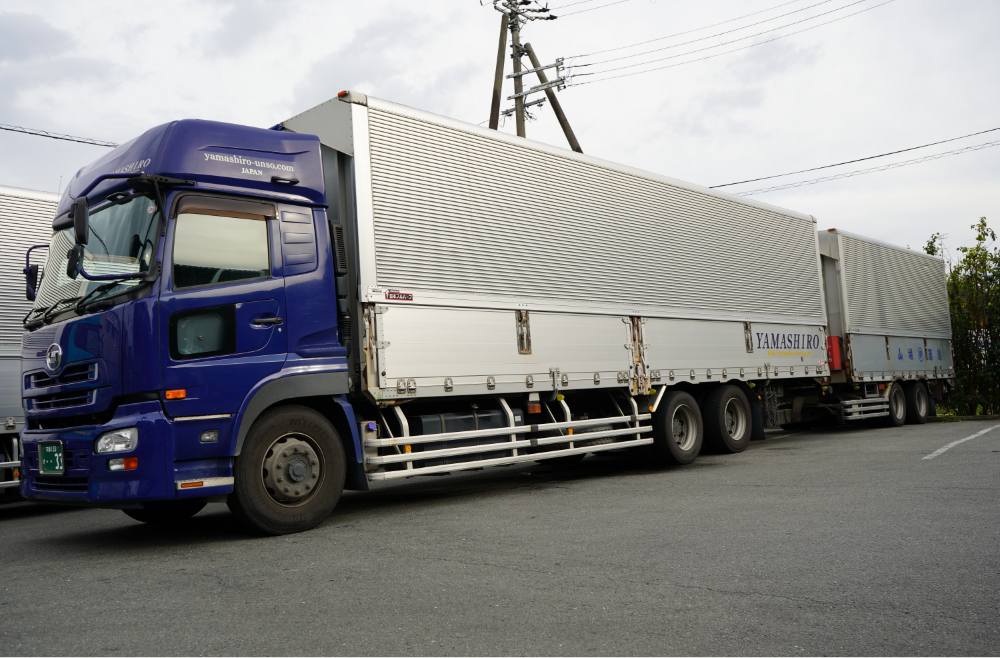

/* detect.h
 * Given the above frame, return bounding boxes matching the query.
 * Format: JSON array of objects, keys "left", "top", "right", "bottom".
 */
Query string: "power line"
[
  {"left": 733, "top": 140, "right": 1000, "bottom": 196},
  {"left": 570, "top": 0, "right": 895, "bottom": 85},
  {"left": 712, "top": 126, "right": 1000, "bottom": 188},
  {"left": 0, "top": 123, "right": 118, "bottom": 148},
  {"left": 572, "top": 0, "right": 870, "bottom": 76},
  {"left": 548, "top": 0, "right": 605, "bottom": 9},
  {"left": 557, "top": 0, "right": 630, "bottom": 17},
  {"left": 573, "top": 0, "right": 839, "bottom": 65},
  {"left": 567, "top": 0, "right": 811, "bottom": 58}
]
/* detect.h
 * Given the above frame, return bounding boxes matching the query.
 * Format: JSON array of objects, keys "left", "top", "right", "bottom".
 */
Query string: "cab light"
[
  {"left": 404, "top": 445, "right": 412, "bottom": 453},
  {"left": 96, "top": 427, "right": 138, "bottom": 453},
  {"left": 108, "top": 457, "right": 138, "bottom": 471},
  {"left": 180, "top": 481, "right": 203, "bottom": 489},
  {"left": 567, "top": 428, "right": 574, "bottom": 435},
  {"left": 527, "top": 403, "right": 542, "bottom": 414},
  {"left": 165, "top": 389, "right": 186, "bottom": 400},
  {"left": 337, "top": 90, "right": 349, "bottom": 97}
]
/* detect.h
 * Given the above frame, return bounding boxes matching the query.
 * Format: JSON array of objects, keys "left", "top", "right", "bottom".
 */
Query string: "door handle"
[{"left": 252, "top": 316, "right": 283, "bottom": 326}]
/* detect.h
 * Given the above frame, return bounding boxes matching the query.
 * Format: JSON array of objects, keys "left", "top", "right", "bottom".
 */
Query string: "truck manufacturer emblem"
[
  {"left": 45, "top": 343, "right": 62, "bottom": 372},
  {"left": 385, "top": 291, "right": 413, "bottom": 301}
]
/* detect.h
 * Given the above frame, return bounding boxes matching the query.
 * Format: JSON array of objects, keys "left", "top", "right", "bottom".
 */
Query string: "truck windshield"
[{"left": 28, "top": 194, "right": 159, "bottom": 321}]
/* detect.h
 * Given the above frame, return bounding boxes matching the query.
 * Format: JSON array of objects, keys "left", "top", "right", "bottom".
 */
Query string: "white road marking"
[{"left": 922, "top": 424, "right": 1000, "bottom": 460}]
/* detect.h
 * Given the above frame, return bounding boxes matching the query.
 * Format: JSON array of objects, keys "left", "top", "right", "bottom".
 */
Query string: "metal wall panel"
[
  {"left": 362, "top": 102, "right": 826, "bottom": 325},
  {"left": 848, "top": 333, "right": 954, "bottom": 382},
  {"left": 838, "top": 231, "right": 950, "bottom": 338},
  {"left": 0, "top": 187, "right": 58, "bottom": 346}
]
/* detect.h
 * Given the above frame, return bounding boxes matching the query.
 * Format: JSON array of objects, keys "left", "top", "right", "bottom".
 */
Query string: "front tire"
[
  {"left": 650, "top": 391, "right": 703, "bottom": 465},
  {"left": 885, "top": 381, "right": 906, "bottom": 427},
  {"left": 228, "top": 405, "right": 346, "bottom": 535},
  {"left": 703, "top": 384, "right": 752, "bottom": 453},
  {"left": 123, "top": 500, "right": 206, "bottom": 525},
  {"left": 904, "top": 381, "right": 929, "bottom": 424}
]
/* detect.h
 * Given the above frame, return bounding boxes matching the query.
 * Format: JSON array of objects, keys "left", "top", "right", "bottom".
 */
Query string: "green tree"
[{"left": 938, "top": 218, "right": 1000, "bottom": 415}]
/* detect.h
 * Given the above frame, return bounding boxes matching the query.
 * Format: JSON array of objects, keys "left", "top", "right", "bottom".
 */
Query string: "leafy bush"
[{"left": 929, "top": 219, "right": 1000, "bottom": 414}]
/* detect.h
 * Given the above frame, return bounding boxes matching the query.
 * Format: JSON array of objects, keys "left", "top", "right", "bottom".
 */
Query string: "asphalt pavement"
[{"left": 2, "top": 420, "right": 999, "bottom": 656}]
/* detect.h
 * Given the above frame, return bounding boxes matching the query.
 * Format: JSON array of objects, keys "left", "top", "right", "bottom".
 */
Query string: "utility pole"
[
  {"left": 488, "top": 13, "right": 509, "bottom": 130},
  {"left": 524, "top": 42, "right": 582, "bottom": 153},
  {"left": 510, "top": 11, "right": 526, "bottom": 138}
]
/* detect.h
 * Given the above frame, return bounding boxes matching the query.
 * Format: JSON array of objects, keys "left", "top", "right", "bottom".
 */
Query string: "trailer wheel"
[
  {"left": 885, "top": 382, "right": 907, "bottom": 427},
  {"left": 702, "top": 385, "right": 752, "bottom": 453},
  {"left": 904, "top": 381, "right": 929, "bottom": 424},
  {"left": 650, "top": 391, "right": 703, "bottom": 465},
  {"left": 228, "top": 405, "right": 346, "bottom": 535},
  {"left": 123, "top": 500, "right": 206, "bottom": 525}
]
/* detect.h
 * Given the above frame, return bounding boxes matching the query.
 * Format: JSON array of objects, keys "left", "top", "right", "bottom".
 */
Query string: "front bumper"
[{"left": 19, "top": 401, "right": 233, "bottom": 507}]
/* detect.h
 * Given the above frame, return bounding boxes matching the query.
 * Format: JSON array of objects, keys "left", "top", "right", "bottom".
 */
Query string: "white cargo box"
[
  {"left": 818, "top": 228, "right": 952, "bottom": 382},
  {"left": 283, "top": 95, "right": 830, "bottom": 399},
  {"left": 0, "top": 185, "right": 58, "bottom": 435}
]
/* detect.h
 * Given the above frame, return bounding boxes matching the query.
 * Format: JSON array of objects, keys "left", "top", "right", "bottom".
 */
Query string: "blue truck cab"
[{"left": 20, "top": 118, "right": 365, "bottom": 534}]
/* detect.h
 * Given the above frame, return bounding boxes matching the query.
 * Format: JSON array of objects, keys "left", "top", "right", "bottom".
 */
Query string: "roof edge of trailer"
[
  {"left": 827, "top": 227, "right": 947, "bottom": 264},
  {"left": 356, "top": 93, "right": 818, "bottom": 226},
  {"left": 0, "top": 185, "right": 60, "bottom": 204}
]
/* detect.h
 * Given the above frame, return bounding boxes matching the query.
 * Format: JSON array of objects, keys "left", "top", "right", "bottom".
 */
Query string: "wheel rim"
[
  {"left": 261, "top": 433, "right": 324, "bottom": 507},
  {"left": 724, "top": 398, "right": 747, "bottom": 441},
  {"left": 916, "top": 387, "right": 928, "bottom": 416},
  {"left": 671, "top": 404, "right": 698, "bottom": 451},
  {"left": 891, "top": 388, "right": 905, "bottom": 419}
]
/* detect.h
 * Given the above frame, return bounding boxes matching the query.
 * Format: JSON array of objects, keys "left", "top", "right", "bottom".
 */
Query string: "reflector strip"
[{"left": 175, "top": 476, "right": 235, "bottom": 490}]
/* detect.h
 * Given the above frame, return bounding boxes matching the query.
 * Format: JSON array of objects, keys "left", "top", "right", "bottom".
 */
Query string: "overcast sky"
[{"left": 1, "top": 0, "right": 997, "bottom": 262}]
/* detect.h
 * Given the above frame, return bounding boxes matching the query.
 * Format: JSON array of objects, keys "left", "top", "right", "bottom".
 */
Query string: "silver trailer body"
[
  {"left": 819, "top": 229, "right": 953, "bottom": 382},
  {"left": 282, "top": 93, "right": 830, "bottom": 404},
  {"left": 0, "top": 185, "right": 57, "bottom": 489}
]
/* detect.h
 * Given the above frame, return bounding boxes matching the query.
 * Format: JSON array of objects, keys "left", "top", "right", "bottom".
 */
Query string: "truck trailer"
[
  {"left": 17, "top": 93, "right": 953, "bottom": 533},
  {"left": 1, "top": 185, "right": 57, "bottom": 498}
]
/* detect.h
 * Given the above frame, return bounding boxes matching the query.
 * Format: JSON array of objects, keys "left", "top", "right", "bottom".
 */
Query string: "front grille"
[
  {"left": 33, "top": 476, "right": 89, "bottom": 493},
  {"left": 28, "top": 363, "right": 98, "bottom": 389},
  {"left": 33, "top": 390, "right": 95, "bottom": 411}
]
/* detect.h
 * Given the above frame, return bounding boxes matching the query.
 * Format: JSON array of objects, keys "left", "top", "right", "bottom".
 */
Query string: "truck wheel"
[
  {"left": 123, "top": 500, "right": 206, "bottom": 525},
  {"left": 885, "top": 382, "right": 906, "bottom": 427},
  {"left": 703, "top": 384, "right": 752, "bottom": 453},
  {"left": 650, "top": 391, "right": 703, "bottom": 465},
  {"left": 228, "top": 405, "right": 346, "bottom": 535},
  {"left": 904, "top": 381, "right": 929, "bottom": 424}
]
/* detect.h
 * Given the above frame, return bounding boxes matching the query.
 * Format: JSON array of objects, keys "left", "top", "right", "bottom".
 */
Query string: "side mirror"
[
  {"left": 71, "top": 196, "right": 89, "bottom": 245},
  {"left": 66, "top": 244, "right": 83, "bottom": 280},
  {"left": 24, "top": 264, "right": 39, "bottom": 301}
]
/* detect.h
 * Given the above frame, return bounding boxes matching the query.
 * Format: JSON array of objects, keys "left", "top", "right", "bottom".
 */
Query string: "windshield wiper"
[{"left": 24, "top": 295, "right": 84, "bottom": 329}]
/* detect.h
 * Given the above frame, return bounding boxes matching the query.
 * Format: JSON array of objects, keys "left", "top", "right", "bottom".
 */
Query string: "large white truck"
[{"left": 1, "top": 185, "right": 57, "bottom": 497}]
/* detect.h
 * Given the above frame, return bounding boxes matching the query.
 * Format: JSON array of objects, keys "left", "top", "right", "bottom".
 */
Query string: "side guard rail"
[{"left": 364, "top": 413, "right": 650, "bottom": 448}]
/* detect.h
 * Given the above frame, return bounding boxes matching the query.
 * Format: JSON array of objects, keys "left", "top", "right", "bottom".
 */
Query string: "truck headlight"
[{"left": 95, "top": 427, "right": 138, "bottom": 453}]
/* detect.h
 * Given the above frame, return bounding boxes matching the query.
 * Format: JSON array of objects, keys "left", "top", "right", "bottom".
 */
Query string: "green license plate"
[{"left": 38, "top": 441, "right": 64, "bottom": 475}]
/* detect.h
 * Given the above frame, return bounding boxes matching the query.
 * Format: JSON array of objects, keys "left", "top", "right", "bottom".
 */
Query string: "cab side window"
[{"left": 173, "top": 210, "right": 270, "bottom": 289}]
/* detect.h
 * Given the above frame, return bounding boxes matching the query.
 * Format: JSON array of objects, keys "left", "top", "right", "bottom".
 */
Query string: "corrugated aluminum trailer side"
[
  {"left": 795, "top": 228, "right": 954, "bottom": 425},
  {"left": 0, "top": 185, "right": 57, "bottom": 494},
  {"left": 283, "top": 93, "right": 830, "bottom": 406}
]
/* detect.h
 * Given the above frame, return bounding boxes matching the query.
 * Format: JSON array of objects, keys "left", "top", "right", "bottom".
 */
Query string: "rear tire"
[
  {"left": 123, "top": 500, "right": 206, "bottom": 525},
  {"left": 885, "top": 381, "right": 906, "bottom": 427},
  {"left": 703, "top": 384, "right": 753, "bottom": 454},
  {"left": 904, "top": 381, "right": 929, "bottom": 424},
  {"left": 650, "top": 391, "right": 703, "bottom": 465},
  {"left": 228, "top": 405, "right": 346, "bottom": 535}
]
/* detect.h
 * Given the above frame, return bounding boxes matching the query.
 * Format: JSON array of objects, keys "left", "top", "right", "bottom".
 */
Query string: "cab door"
[{"left": 158, "top": 196, "right": 287, "bottom": 418}]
